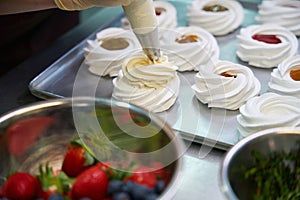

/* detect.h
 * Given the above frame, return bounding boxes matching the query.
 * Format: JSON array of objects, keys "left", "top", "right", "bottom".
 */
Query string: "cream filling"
[
  {"left": 112, "top": 53, "right": 180, "bottom": 113},
  {"left": 192, "top": 60, "right": 260, "bottom": 110},
  {"left": 237, "top": 92, "right": 300, "bottom": 138},
  {"left": 269, "top": 55, "right": 300, "bottom": 98}
]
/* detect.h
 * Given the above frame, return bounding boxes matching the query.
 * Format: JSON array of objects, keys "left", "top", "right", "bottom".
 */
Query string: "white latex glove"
[{"left": 54, "top": 0, "right": 136, "bottom": 10}]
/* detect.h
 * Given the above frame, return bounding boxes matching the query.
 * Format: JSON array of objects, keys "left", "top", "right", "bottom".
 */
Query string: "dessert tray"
[{"left": 29, "top": 0, "right": 300, "bottom": 150}]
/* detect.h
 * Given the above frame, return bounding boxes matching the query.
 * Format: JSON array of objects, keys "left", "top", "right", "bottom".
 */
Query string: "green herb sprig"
[{"left": 244, "top": 148, "right": 300, "bottom": 200}]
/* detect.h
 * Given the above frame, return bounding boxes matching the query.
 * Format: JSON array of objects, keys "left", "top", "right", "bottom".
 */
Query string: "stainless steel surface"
[
  {"left": 220, "top": 127, "right": 300, "bottom": 200},
  {"left": 28, "top": 1, "right": 300, "bottom": 151},
  {"left": 174, "top": 155, "right": 225, "bottom": 200},
  {"left": 0, "top": 97, "right": 183, "bottom": 199}
]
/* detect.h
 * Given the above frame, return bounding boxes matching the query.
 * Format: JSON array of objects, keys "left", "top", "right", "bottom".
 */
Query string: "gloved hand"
[{"left": 54, "top": 0, "right": 136, "bottom": 10}]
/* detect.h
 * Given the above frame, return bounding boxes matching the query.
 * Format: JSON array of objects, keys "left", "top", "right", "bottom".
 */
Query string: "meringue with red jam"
[
  {"left": 256, "top": 0, "right": 300, "bottom": 36},
  {"left": 84, "top": 28, "right": 141, "bottom": 77},
  {"left": 187, "top": 0, "right": 244, "bottom": 36},
  {"left": 192, "top": 60, "right": 261, "bottom": 110},
  {"left": 112, "top": 53, "right": 180, "bottom": 113},
  {"left": 237, "top": 92, "right": 300, "bottom": 138},
  {"left": 236, "top": 24, "right": 298, "bottom": 68},
  {"left": 122, "top": 1, "right": 177, "bottom": 30},
  {"left": 269, "top": 55, "right": 300, "bottom": 98},
  {"left": 160, "top": 26, "right": 220, "bottom": 71}
]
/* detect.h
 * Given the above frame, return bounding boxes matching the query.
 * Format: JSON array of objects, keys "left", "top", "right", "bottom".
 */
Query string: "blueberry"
[
  {"left": 154, "top": 180, "right": 165, "bottom": 194},
  {"left": 123, "top": 181, "right": 135, "bottom": 193},
  {"left": 130, "top": 184, "right": 152, "bottom": 200},
  {"left": 108, "top": 180, "right": 124, "bottom": 195},
  {"left": 145, "top": 192, "right": 158, "bottom": 200},
  {"left": 113, "top": 192, "right": 131, "bottom": 200},
  {"left": 48, "top": 193, "right": 64, "bottom": 200}
]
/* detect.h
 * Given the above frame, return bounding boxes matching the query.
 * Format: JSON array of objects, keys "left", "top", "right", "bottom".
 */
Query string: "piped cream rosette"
[
  {"left": 192, "top": 60, "right": 260, "bottom": 110},
  {"left": 187, "top": 0, "right": 244, "bottom": 36},
  {"left": 236, "top": 24, "right": 298, "bottom": 68},
  {"left": 112, "top": 53, "right": 180, "bottom": 113},
  {"left": 84, "top": 27, "right": 141, "bottom": 77},
  {"left": 256, "top": 0, "right": 300, "bottom": 36},
  {"left": 160, "top": 26, "right": 220, "bottom": 71},
  {"left": 269, "top": 55, "right": 300, "bottom": 98},
  {"left": 237, "top": 92, "right": 300, "bottom": 138},
  {"left": 121, "top": 1, "right": 177, "bottom": 30}
]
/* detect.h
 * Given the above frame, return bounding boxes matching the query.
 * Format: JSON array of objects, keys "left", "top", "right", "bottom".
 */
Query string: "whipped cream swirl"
[
  {"left": 121, "top": 1, "right": 177, "bottom": 30},
  {"left": 237, "top": 92, "right": 300, "bottom": 138},
  {"left": 237, "top": 24, "right": 298, "bottom": 68},
  {"left": 187, "top": 0, "right": 244, "bottom": 36},
  {"left": 256, "top": 0, "right": 300, "bottom": 36},
  {"left": 112, "top": 53, "right": 180, "bottom": 113},
  {"left": 269, "top": 55, "right": 300, "bottom": 98},
  {"left": 192, "top": 60, "right": 261, "bottom": 110},
  {"left": 160, "top": 26, "right": 220, "bottom": 71},
  {"left": 84, "top": 28, "right": 141, "bottom": 77}
]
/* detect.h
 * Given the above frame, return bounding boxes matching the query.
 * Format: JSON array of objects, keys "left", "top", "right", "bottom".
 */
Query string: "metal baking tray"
[{"left": 29, "top": 0, "right": 300, "bottom": 150}]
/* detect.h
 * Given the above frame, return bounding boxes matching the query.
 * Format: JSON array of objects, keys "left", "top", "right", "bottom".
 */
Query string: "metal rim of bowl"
[
  {"left": 0, "top": 97, "right": 185, "bottom": 199},
  {"left": 220, "top": 127, "right": 300, "bottom": 200}
]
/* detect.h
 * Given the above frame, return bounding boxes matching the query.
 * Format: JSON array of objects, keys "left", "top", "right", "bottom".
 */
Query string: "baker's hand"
[{"left": 54, "top": 0, "right": 136, "bottom": 10}]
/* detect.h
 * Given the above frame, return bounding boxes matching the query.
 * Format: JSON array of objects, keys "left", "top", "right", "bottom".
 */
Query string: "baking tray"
[{"left": 29, "top": 0, "right": 300, "bottom": 150}]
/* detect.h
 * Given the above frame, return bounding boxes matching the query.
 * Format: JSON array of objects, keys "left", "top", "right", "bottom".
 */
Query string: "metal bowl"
[
  {"left": 0, "top": 97, "right": 184, "bottom": 199},
  {"left": 220, "top": 127, "right": 300, "bottom": 200}
]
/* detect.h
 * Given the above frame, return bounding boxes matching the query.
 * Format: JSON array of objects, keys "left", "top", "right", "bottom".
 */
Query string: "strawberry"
[
  {"left": 126, "top": 166, "right": 158, "bottom": 188},
  {"left": 62, "top": 140, "right": 95, "bottom": 177},
  {"left": 6, "top": 117, "right": 55, "bottom": 156},
  {"left": 1, "top": 172, "right": 41, "bottom": 200},
  {"left": 37, "top": 163, "right": 74, "bottom": 199},
  {"left": 71, "top": 165, "right": 109, "bottom": 200},
  {"left": 150, "top": 162, "right": 171, "bottom": 184}
]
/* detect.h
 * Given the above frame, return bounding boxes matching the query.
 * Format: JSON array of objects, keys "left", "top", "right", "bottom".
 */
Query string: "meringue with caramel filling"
[
  {"left": 112, "top": 53, "right": 180, "bottom": 113},
  {"left": 237, "top": 92, "right": 300, "bottom": 138},
  {"left": 122, "top": 1, "right": 177, "bottom": 30},
  {"left": 236, "top": 24, "right": 298, "bottom": 68},
  {"left": 256, "top": 0, "right": 300, "bottom": 36},
  {"left": 84, "top": 28, "right": 141, "bottom": 77},
  {"left": 269, "top": 55, "right": 300, "bottom": 98},
  {"left": 160, "top": 26, "right": 220, "bottom": 71},
  {"left": 187, "top": 0, "right": 244, "bottom": 36},
  {"left": 192, "top": 60, "right": 261, "bottom": 110}
]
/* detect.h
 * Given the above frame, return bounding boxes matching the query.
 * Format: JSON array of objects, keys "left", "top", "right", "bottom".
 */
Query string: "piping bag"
[{"left": 122, "top": 0, "right": 161, "bottom": 62}]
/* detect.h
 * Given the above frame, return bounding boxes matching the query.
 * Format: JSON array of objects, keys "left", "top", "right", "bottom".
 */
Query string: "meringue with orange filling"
[
  {"left": 256, "top": 0, "right": 300, "bottom": 36},
  {"left": 84, "top": 27, "right": 141, "bottom": 77},
  {"left": 187, "top": 0, "right": 244, "bottom": 36},
  {"left": 160, "top": 26, "right": 220, "bottom": 71},
  {"left": 192, "top": 60, "right": 260, "bottom": 110},
  {"left": 112, "top": 53, "right": 180, "bottom": 113},
  {"left": 121, "top": 1, "right": 177, "bottom": 30},
  {"left": 269, "top": 55, "right": 300, "bottom": 98},
  {"left": 237, "top": 24, "right": 298, "bottom": 68},
  {"left": 237, "top": 92, "right": 300, "bottom": 138}
]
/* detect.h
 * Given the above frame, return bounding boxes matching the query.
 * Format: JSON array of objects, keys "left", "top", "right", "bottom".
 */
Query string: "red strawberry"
[
  {"left": 150, "top": 162, "right": 171, "bottom": 184},
  {"left": 6, "top": 117, "right": 55, "bottom": 156},
  {"left": 71, "top": 165, "right": 109, "bottom": 200},
  {"left": 62, "top": 140, "right": 95, "bottom": 177},
  {"left": 126, "top": 166, "right": 157, "bottom": 188},
  {"left": 1, "top": 172, "right": 41, "bottom": 200},
  {"left": 37, "top": 163, "right": 74, "bottom": 199}
]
